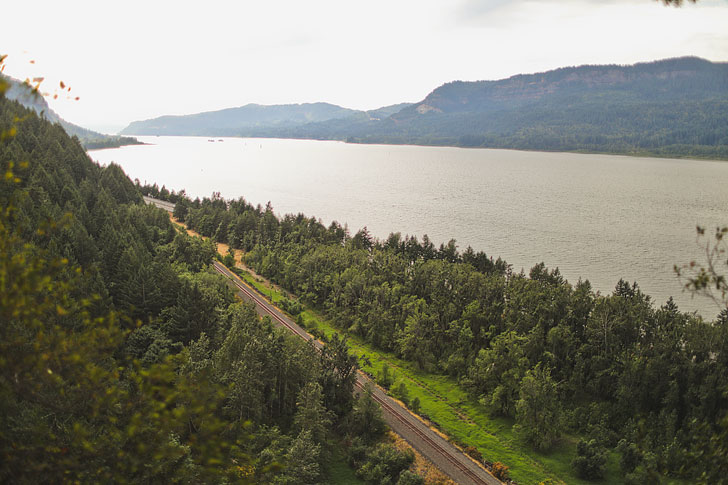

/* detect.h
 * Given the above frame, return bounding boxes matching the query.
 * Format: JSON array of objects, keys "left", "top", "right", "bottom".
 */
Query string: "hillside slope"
[
  {"left": 289, "top": 57, "right": 728, "bottom": 158},
  {"left": 191, "top": 57, "right": 728, "bottom": 159},
  {"left": 2, "top": 74, "right": 142, "bottom": 149}
]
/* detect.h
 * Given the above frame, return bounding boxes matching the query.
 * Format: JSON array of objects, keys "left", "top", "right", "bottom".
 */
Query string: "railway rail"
[
  {"left": 353, "top": 379, "right": 493, "bottom": 485},
  {"left": 212, "top": 261, "right": 499, "bottom": 485},
  {"left": 143, "top": 198, "right": 499, "bottom": 485}
]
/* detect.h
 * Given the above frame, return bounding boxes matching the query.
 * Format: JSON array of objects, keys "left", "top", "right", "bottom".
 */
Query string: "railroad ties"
[{"left": 212, "top": 261, "right": 499, "bottom": 485}]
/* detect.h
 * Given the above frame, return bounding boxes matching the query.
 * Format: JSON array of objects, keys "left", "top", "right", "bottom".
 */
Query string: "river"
[{"left": 89, "top": 136, "right": 728, "bottom": 318}]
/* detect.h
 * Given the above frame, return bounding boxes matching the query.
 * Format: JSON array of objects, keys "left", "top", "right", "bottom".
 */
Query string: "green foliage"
[
  {"left": 0, "top": 93, "right": 379, "bottom": 483},
  {"left": 99, "top": 162, "right": 142, "bottom": 205},
  {"left": 464, "top": 445, "right": 483, "bottom": 462},
  {"left": 468, "top": 331, "right": 529, "bottom": 417},
  {"left": 146, "top": 166, "right": 728, "bottom": 482},
  {"left": 349, "top": 384, "right": 386, "bottom": 444},
  {"left": 616, "top": 439, "right": 641, "bottom": 475},
  {"left": 396, "top": 470, "right": 425, "bottom": 485},
  {"left": 572, "top": 439, "right": 608, "bottom": 480},
  {"left": 171, "top": 232, "right": 216, "bottom": 272},
  {"left": 0, "top": 177, "right": 253, "bottom": 484},
  {"left": 276, "top": 430, "right": 323, "bottom": 485},
  {"left": 378, "top": 363, "right": 394, "bottom": 389},
  {"left": 160, "top": 273, "right": 232, "bottom": 345},
  {"left": 391, "top": 381, "right": 410, "bottom": 406},
  {"left": 81, "top": 135, "right": 143, "bottom": 150},
  {"left": 513, "top": 364, "right": 563, "bottom": 452},
  {"left": 124, "top": 323, "right": 181, "bottom": 365},
  {"left": 687, "top": 407, "right": 728, "bottom": 484},
  {"left": 319, "top": 333, "right": 358, "bottom": 419},
  {"left": 410, "top": 396, "right": 421, "bottom": 414},
  {"left": 293, "top": 382, "right": 334, "bottom": 447},
  {"left": 355, "top": 443, "right": 415, "bottom": 485},
  {"left": 676, "top": 225, "right": 728, "bottom": 308},
  {"left": 278, "top": 294, "right": 303, "bottom": 316},
  {"left": 222, "top": 251, "right": 235, "bottom": 268},
  {"left": 237, "top": 254, "right": 611, "bottom": 484}
]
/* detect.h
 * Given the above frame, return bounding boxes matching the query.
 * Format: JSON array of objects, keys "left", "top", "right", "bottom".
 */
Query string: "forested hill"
[
  {"left": 262, "top": 57, "right": 728, "bottom": 158},
  {"left": 0, "top": 92, "right": 420, "bottom": 483},
  {"left": 2, "top": 74, "right": 142, "bottom": 149},
  {"left": 400, "top": 56, "right": 727, "bottom": 117},
  {"left": 127, "top": 56, "right": 728, "bottom": 159},
  {"left": 120, "top": 102, "right": 362, "bottom": 136}
]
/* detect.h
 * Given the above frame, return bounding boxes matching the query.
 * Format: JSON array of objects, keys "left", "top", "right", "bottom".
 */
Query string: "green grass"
[
  {"left": 326, "top": 446, "right": 364, "bottom": 485},
  {"left": 230, "top": 266, "right": 628, "bottom": 485}
]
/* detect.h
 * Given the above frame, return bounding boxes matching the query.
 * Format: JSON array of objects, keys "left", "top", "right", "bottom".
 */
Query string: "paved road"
[{"left": 145, "top": 196, "right": 500, "bottom": 485}]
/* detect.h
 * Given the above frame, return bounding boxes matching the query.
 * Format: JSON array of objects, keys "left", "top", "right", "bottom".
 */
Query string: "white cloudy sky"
[{"left": 2, "top": 0, "right": 727, "bottom": 133}]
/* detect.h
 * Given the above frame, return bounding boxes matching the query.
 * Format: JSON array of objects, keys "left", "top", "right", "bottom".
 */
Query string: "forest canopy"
[
  {"left": 142, "top": 174, "right": 728, "bottom": 482},
  {"left": 0, "top": 90, "right": 421, "bottom": 483}
]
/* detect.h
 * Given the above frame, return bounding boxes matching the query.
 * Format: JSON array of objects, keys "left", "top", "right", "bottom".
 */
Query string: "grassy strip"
[
  {"left": 231, "top": 266, "right": 624, "bottom": 484},
  {"left": 173, "top": 222, "right": 609, "bottom": 484},
  {"left": 178, "top": 218, "right": 686, "bottom": 484},
  {"left": 327, "top": 446, "right": 365, "bottom": 485}
]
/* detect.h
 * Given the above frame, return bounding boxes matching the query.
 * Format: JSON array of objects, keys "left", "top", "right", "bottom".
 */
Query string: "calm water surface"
[{"left": 90, "top": 136, "right": 728, "bottom": 318}]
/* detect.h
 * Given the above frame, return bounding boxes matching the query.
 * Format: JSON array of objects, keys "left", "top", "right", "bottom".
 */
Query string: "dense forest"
[
  {"left": 0, "top": 87, "right": 427, "bottom": 483},
  {"left": 141, "top": 178, "right": 728, "bottom": 483},
  {"left": 4, "top": 72, "right": 728, "bottom": 483}
]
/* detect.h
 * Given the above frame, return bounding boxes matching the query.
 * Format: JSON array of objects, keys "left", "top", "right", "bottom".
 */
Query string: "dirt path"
[{"left": 166, "top": 213, "right": 291, "bottom": 293}]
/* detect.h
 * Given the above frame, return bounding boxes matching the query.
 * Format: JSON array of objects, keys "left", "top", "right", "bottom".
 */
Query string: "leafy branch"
[{"left": 675, "top": 225, "right": 728, "bottom": 309}]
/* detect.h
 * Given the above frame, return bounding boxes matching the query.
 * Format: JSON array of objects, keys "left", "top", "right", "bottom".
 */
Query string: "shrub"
[
  {"left": 346, "top": 436, "right": 369, "bottom": 468},
  {"left": 491, "top": 462, "right": 510, "bottom": 481},
  {"left": 616, "top": 439, "right": 641, "bottom": 474},
  {"left": 396, "top": 470, "right": 424, "bottom": 485},
  {"left": 392, "top": 381, "right": 410, "bottom": 406},
  {"left": 356, "top": 444, "right": 414, "bottom": 484},
  {"left": 572, "top": 439, "right": 607, "bottom": 480},
  {"left": 465, "top": 446, "right": 483, "bottom": 462},
  {"left": 378, "top": 364, "right": 394, "bottom": 389}
]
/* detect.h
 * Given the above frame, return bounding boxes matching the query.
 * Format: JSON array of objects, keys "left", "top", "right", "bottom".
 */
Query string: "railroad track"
[
  {"left": 212, "top": 261, "right": 499, "bottom": 485},
  {"left": 213, "top": 263, "right": 321, "bottom": 346},
  {"left": 353, "top": 379, "right": 493, "bottom": 485},
  {"left": 145, "top": 192, "right": 500, "bottom": 485}
]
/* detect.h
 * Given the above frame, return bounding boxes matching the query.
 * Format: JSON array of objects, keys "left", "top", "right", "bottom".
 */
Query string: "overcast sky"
[{"left": 2, "top": 0, "right": 727, "bottom": 133}]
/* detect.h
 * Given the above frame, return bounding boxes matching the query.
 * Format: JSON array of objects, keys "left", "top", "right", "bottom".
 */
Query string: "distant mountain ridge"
[
  {"left": 397, "top": 56, "right": 726, "bottom": 118},
  {"left": 121, "top": 57, "right": 728, "bottom": 159},
  {"left": 2, "top": 75, "right": 142, "bottom": 150},
  {"left": 120, "top": 102, "right": 364, "bottom": 136}
]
